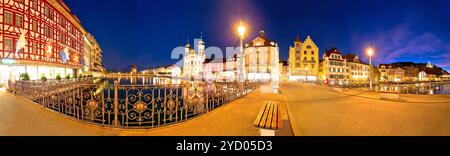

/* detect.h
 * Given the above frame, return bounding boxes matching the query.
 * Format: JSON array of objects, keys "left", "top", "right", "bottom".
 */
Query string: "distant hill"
[{"left": 389, "top": 62, "right": 449, "bottom": 76}]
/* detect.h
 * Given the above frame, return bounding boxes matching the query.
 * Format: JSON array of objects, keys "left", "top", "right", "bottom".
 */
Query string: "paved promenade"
[
  {"left": 2, "top": 82, "right": 450, "bottom": 136},
  {"left": 0, "top": 89, "right": 292, "bottom": 136},
  {"left": 282, "top": 82, "right": 450, "bottom": 136}
]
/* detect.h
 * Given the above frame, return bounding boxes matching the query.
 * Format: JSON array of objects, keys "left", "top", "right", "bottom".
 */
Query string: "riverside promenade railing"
[{"left": 9, "top": 79, "right": 259, "bottom": 129}]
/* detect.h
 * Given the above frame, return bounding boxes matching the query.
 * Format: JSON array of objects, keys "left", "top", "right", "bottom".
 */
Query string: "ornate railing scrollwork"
[{"left": 10, "top": 79, "right": 260, "bottom": 129}]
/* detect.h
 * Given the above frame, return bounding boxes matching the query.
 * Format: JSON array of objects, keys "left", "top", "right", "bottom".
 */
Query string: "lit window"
[
  {"left": 32, "top": 20, "right": 38, "bottom": 32},
  {"left": 4, "top": 12, "right": 13, "bottom": 25},
  {"left": 44, "top": 26, "right": 49, "bottom": 36},
  {"left": 44, "top": 5, "right": 49, "bottom": 17},
  {"left": 49, "top": 28, "right": 53, "bottom": 37},
  {"left": 5, "top": 38, "right": 13, "bottom": 51},
  {"left": 32, "top": 0, "right": 38, "bottom": 10},
  {"left": 15, "top": 15, "right": 23, "bottom": 27},
  {"left": 32, "top": 43, "right": 38, "bottom": 54}
]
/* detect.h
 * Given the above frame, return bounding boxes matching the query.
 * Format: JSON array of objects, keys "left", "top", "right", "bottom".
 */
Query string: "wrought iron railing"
[{"left": 9, "top": 80, "right": 259, "bottom": 129}]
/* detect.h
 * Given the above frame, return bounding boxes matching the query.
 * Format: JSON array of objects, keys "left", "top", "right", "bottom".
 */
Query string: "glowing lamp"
[{"left": 367, "top": 47, "right": 374, "bottom": 57}]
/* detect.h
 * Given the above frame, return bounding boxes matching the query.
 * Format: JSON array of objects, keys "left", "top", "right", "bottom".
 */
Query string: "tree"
[
  {"left": 56, "top": 74, "right": 61, "bottom": 81},
  {"left": 41, "top": 76, "right": 48, "bottom": 82},
  {"left": 20, "top": 73, "right": 30, "bottom": 81},
  {"left": 66, "top": 74, "right": 71, "bottom": 79}
]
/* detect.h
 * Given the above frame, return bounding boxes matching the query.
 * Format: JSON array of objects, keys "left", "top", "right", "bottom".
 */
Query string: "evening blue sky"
[{"left": 65, "top": 0, "right": 450, "bottom": 71}]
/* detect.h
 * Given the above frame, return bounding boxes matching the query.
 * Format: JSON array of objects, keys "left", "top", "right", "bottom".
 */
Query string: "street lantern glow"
[
  {"left": 237, "top": 21, "right": 247, "bottom": 38},
  {"left": 367, "top": 47, "right": 374, "bottom": 57},
  {"left": 238, "top": 25, "right": 246, "bottom": 38}
]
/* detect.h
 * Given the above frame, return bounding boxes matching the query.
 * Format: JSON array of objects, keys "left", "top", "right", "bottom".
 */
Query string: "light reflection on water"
[
  {"left": 377, "top": 83, "right": 450, "bottom": 95},
  {"left": 107, "top": 76, "right": 181, "bottom": 85}
]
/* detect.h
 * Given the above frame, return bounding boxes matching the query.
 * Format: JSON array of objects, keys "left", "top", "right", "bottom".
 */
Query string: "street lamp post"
[
  {"left": 367, "top": 47, "right": 374, "bottom": 92},
  {"left": 236, "top": 21, "right": 247, "bottom": 95},
  {"left": 237, "top": 22, "right": 246, "bottom": 83}
]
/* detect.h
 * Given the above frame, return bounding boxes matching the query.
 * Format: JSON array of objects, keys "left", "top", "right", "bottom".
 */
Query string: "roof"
[
  {"left": 246, "top": 31, "right": 278, "bottom": 47},
  {"left": 295, "top": 35, "right": 302, "bottom": 42},
  {"left": 204, "top": 58, "right": 227, "bottom": 64},
  {"left": 324, "top": 47, "right": 342, "bottom": 57},
  {"left": 344, "top": 54, "right": 369, "bottom": 65}
]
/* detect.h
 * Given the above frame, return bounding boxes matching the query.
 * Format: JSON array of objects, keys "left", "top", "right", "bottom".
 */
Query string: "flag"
[
  {"left": 73, "top": 54, "right": 79, "bottom": 63},
  {"left": 64, "top": 46, "right": 70, "bottom": 60},
  {"left": 15, "top": 30, "right": 28, "bottom": 56},
  {"left": 60, "top": 46, "right": 70, "bottom": 63},
  {"left": 45, "top": 41, "right": 53, "bottom": 58}
]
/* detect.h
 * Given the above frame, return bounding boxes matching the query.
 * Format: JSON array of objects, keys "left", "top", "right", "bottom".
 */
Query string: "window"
[
  {"left": 4, "top": 12, "right": 13, "bottom": 25},
  {"left": 32, "top": 0, "right": 38, "bottom": 10},
  {"left": 58, "top": 16, "right": 62, "bottom": 26},
  {"left": 49, "top": 28, "right": 53, "bottom": 37},
  {"left": 45, "top": 5, "right": 54, "bottom": 19},
  {"left": 32, "top": 20, "right": 38, "bottom": 32},
  {"left": 304, "top": 51, "right": 307, "bottom": 55},
  {"left": 32, "top": 43, "right": 38, "bottom": 54},
  {"left": 5, "top": 38, "right": 13, "bottom": 51},
  {"left": 44, "top": 5, "right": 49, "bottom": 17},
  {"left": 15, "top": 15, "right": 23, "bottom": 27},
  {"left": 312, "top": 51, "right": 315, "bottom": 55},
  {"left": 307, "top": 45, "right": 312, "bottom": 49},
  {"left": 44, "top": 26, "right": 49, "bottom": 36}
]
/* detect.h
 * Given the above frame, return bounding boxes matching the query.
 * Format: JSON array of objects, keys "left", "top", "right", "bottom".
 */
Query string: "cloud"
[{"left": 352, "top": 22, "right": 450, "bottom": 67}]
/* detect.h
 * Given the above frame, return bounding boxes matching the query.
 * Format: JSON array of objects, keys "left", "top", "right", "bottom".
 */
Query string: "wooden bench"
[{"left": 254, "top": 101, "right": 282, "bottom": 136}]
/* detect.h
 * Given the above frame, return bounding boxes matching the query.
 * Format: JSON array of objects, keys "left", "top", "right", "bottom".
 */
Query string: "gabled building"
[
  {"left": 344, "top": 54, "right": 370, "bottom": 83},
  {"left": 288, "top": 35, "right": 319, "bottom": 81},
  {"left": 378, "top": 64, "right": 405, "bottom": 82},
  {"left": 244, "top": 31, "right": 280, "bottom": 82},
  {"left": 319, "top": 47, "right": 347, "bottom": 85}
]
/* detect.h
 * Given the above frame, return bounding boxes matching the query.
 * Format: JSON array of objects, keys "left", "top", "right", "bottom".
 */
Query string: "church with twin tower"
[{"left": 182, "top": 34, "right": 206, "bottom": 79}]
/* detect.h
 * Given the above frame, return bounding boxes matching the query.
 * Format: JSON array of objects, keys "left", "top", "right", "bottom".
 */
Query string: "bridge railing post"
[{"left": 113, "top": 80, "right": 119, "bottom": 126}]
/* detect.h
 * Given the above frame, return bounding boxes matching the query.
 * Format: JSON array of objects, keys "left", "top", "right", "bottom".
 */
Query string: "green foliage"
[
  {"left": 20, "top": 73, "right": 30, "bottom": 81},
  {"left": 41, "top": 76, "right": 47, "bottom": 82},
  {"left": 66, "top": 74, "right": 71, "bottom": 79},
  {"left": 56, "top": 74, "right": 61, "bottom": 81}
]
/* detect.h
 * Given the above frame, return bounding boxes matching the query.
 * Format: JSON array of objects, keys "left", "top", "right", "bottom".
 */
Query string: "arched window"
[{"left": 307, "top": 45, "right": 312, "bottom": 49}]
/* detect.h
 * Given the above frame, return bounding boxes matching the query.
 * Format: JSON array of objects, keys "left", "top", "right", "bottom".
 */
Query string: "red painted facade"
[{"left": 0, "top": 0, "right": 85, "bottom": 68}]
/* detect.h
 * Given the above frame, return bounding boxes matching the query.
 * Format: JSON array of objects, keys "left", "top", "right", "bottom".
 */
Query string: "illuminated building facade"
[
  {"left": 288, "top": 35, "right": 319, "bottom": 81},
  {"left": 244, "top": 31, "right": 280, "bottom": 82},
  {"left": 182, "top": 36, "right": 205, "bottom": 79},
  {"left": 344, "top": 54, "right": 370, "bottom": 83},
  {"left": 319, "top": 47, "right": 347, "bottom": 85},
  {"left": 378, "top": 64, "right": 405, "bottom": 82},
  {"left": 0, "top": 0, "right": 97, "bottom": 86},
  {"left": 84, "top": 33, "right": 104, "bottom": 75}
]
